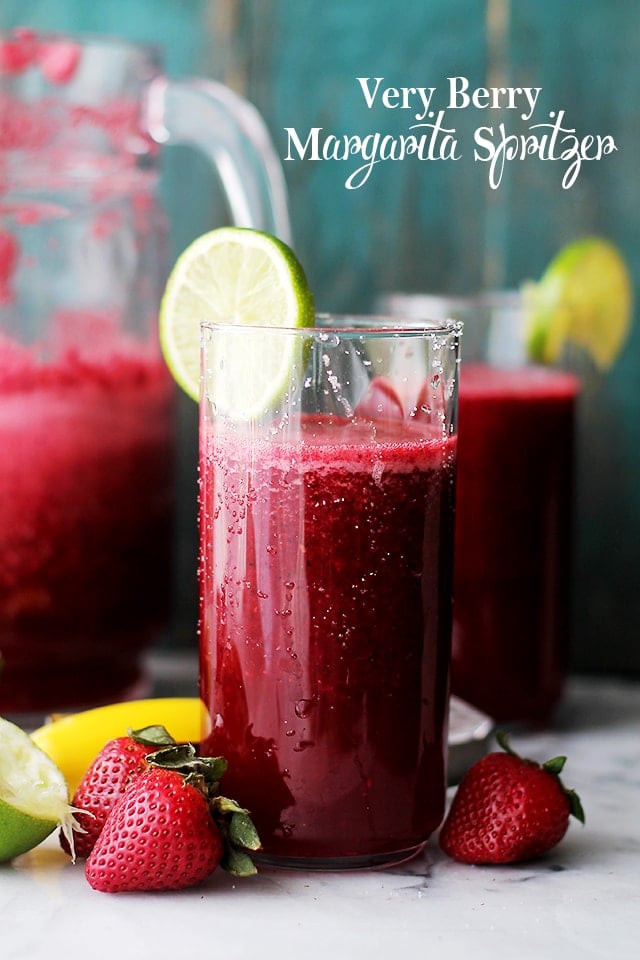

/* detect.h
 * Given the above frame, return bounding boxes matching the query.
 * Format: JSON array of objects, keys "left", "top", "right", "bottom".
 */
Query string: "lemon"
[
  {"left": 159, "top": 226, "right": 315, "bottom": 415},
  {"left": 31, "top": 697, "right": 202, "bottom": 795},
  {"left": 0, "top": 716, "right": 79, "bottom": 861},
  {"left": 524, "top": 236, "right": 633, "bottom": 369}
]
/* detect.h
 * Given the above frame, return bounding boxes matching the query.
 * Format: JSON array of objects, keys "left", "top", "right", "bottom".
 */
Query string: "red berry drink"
[
  {"left": 453, "top": 363, "right": 579, "bottom": 724},
  {"left": 198, "top": 318, "right": 460, "bottom": 868},
  {"left": 200, "top": 418, "right": 456, "bottom": 866},
  {"left": 0, "top": 324, "right": 174, "bottom": 714}
]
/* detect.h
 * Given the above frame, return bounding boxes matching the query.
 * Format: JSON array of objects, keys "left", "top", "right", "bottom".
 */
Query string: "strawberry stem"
[{"left": 495, "top": 730, "right": 518, "bottom": 756}]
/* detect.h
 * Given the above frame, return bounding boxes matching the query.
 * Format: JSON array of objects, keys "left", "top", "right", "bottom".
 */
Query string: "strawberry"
[
  {"left": 439, "top": 731, "right": 584, "bottom": 864},
  {"left": 61, "top": 725, "right": 176, "bottom": 859},
  {"left": 85, "top": 744, "right": 261, "bottom": 893}
]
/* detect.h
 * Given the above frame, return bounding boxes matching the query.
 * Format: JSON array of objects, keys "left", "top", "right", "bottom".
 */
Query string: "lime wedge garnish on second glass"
[
  {"left": 523, "top": 236, "right": 633, "bottom": 370},
  {"left": 159, "top": 227, "right": 315, "bottom": 416}
]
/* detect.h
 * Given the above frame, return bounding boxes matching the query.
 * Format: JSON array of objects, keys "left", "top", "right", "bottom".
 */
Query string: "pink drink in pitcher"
[{"left": 0, "top": 318, "right": 174, "bottom": 712}]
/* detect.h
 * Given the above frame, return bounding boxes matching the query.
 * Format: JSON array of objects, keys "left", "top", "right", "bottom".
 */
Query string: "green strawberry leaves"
[
  {"left": 146, "top": 742, "right": 228, "bottom": 783},
  {"left": 542, "top": 755, "right": 567, "bottom": 776},
  {"left": 496, "top": 730, "right": 585, "bottom": 825},
  {"left": 212, "top": 795, "right": 262, "bottom": 877},
  {"left": 127, "top": 724, "right": 178, "bottom": 748},
  {"left": 562, "top": 787, "right": 586, "bottom": 825},
  {"left": 145, "top": 740, "right": 261, "bottom": 877},
  {"left": 214, "top": 796, "right": 261, "bottom": 849}
]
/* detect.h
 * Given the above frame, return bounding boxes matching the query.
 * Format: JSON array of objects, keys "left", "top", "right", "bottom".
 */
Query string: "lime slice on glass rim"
[
  {"left": 159, "top": 227, "right": 315, "bottom": 416},
  {"left": 523, "top": 236, "right": 633, "bottom": 370},
  {"left": 0, "top": 716, "right": 80, "bottom": 861}
]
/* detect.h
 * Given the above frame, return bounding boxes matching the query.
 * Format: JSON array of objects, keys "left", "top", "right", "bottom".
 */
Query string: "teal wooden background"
[{"left": 2, "top": 1, "right": 639, "bottom": 676}]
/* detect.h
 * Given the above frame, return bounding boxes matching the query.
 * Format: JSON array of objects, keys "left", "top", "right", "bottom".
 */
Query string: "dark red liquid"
[
  {"left": 0, "top": 333, "right": 174, "bottom": 714},
  {"left": 199, "top": 416, "right": 456, "bottom": 866},
  {"left": 452, "top": 364, "right": 578, "bottom": 725}
]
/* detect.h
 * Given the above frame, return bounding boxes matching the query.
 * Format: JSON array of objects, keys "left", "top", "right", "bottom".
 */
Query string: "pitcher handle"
[{"left": 145, "top": 76, "right": 291, "bottom": 244}]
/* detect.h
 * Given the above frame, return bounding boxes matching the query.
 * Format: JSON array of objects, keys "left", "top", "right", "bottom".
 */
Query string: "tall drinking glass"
[
  {"left": 198, "top": 316, "right": 461, "bottom": 869},
  {"left": 380, "top": 292, "right": 579, "bottom": 726}
]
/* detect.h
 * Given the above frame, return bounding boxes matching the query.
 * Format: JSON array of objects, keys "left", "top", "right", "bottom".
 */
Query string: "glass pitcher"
[{"left": 0, "top": 28, "right": 291, "bottom": 715}]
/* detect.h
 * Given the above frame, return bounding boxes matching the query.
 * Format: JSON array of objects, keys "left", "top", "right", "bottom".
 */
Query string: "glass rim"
[{"left": 200, "top": 313, "right": 463, "bottom": 339}]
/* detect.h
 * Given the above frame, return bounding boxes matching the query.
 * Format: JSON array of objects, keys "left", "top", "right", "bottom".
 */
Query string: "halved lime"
[
  {"left": 0, "top": 716, "right": 80, "bottom": 861},
  {"left": 159, "top": 227, "right": 315, "bottom": 414},
  {"left": 523, "top": 236, "right": 633, "bottom": 369}
]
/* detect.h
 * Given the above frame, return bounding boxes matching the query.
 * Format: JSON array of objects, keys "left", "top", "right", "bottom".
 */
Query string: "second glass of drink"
[{"left": 380, "top": 292, "right": 579, "bottom": 726}]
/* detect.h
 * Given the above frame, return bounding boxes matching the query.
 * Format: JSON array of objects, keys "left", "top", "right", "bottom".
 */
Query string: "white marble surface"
[{"left": 2, "top": 676, "right": 639, "bottom": 960}]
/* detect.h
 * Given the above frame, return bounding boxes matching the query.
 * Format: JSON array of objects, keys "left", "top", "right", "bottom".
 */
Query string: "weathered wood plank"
[{"left": 243, "top": 0, "right": 490, "bottom": 308}]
